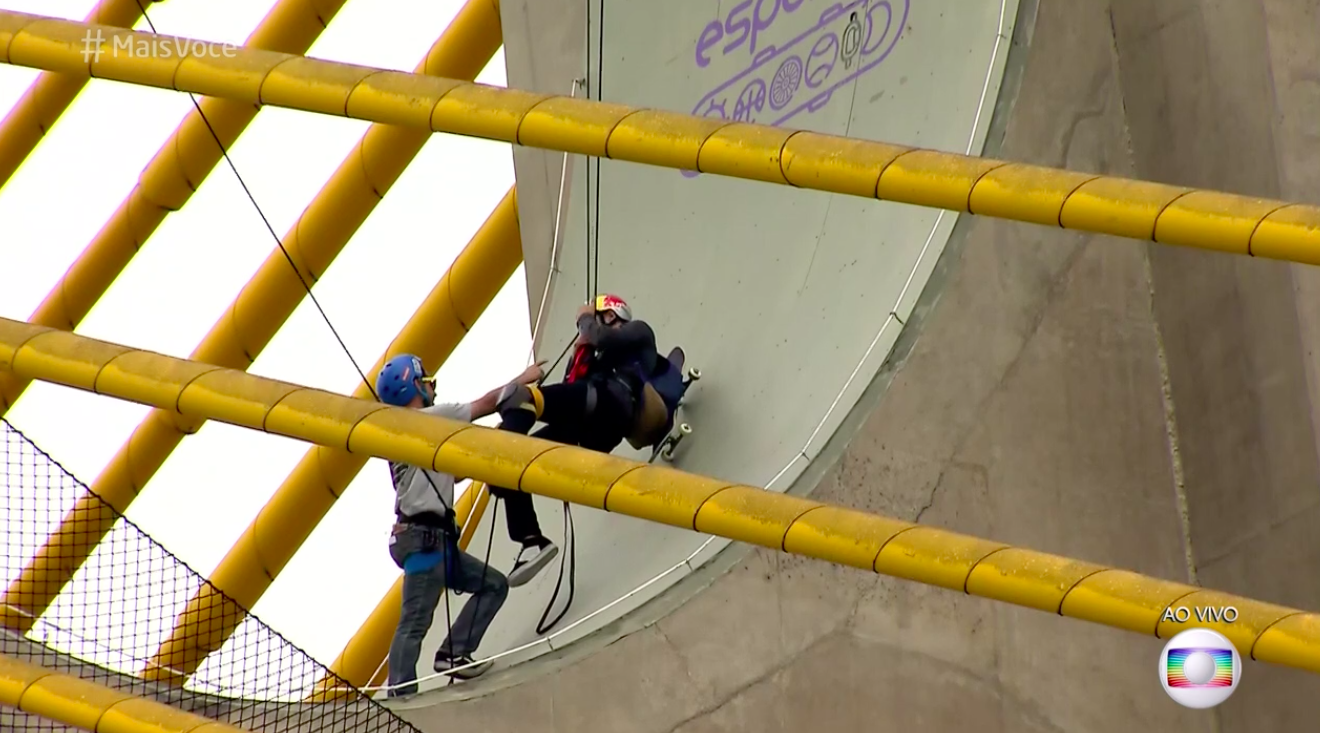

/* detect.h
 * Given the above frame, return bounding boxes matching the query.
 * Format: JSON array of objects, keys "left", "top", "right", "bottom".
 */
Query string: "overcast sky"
[{"left": 0, "top": 0, "right": 529, "bottom": 683}]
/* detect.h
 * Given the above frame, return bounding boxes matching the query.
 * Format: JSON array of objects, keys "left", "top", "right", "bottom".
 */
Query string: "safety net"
[{"left": 0, "top": 419, "right": 419, "bottom": 733}]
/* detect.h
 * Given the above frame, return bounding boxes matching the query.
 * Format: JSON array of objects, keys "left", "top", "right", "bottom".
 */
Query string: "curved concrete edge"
[
  {"left": 411, "top": 0, "right": 1027, "bottom": 691},
  {"left": 392, "top": 0, "right": 1320, "bottom": 729},
  {"left": 382, "top": 0, "right": 1042, "bottom": 714}
]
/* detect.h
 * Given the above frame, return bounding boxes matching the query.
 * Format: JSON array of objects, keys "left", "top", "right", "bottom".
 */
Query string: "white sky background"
[{"left": 0, "top": 0, "right": 530, "bottom": 672}]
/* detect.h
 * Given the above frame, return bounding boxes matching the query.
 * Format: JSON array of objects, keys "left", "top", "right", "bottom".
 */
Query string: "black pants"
[{"left": 490, "top": 379, "right": 634, "bottom": 543}]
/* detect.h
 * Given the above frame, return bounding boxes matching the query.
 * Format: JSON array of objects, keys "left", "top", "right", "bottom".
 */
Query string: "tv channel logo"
[{"left": 1159, "top": 628, "right": 1241, "bottom": 708}]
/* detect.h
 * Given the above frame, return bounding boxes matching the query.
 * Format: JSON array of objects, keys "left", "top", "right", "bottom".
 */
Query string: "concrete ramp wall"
[
  {"left": 393, "top": 0, "right": 1018, "bottom": 692},
  {"left": 389, "top": 0, "right": 1320, "bottom": 730}
]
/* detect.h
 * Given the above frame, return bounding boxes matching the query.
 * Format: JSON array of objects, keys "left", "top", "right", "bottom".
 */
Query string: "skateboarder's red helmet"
[{"left": 593, "top": 293, "right": 632, "bottom": 322}]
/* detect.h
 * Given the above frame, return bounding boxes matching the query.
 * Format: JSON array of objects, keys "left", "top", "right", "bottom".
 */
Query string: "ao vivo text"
[{"left": 1161, "top": 605, "right": 1239, "bottom": 624}]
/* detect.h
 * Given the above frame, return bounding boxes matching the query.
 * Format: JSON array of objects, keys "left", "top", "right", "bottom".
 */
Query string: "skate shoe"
[
  {"left": 507, "top": 540, "right": 558, "bottom": 587},
  {"left": 434, "top": 653, "right": 492, "bottom": 680}
]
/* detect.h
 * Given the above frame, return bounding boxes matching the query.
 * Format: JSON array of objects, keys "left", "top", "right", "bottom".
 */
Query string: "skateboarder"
[
  {"left": 488, "top": 293, "right": 675, "bottom": 587},
  {"left": 378, "top": 353, "right": 545, "bottom": 695}
]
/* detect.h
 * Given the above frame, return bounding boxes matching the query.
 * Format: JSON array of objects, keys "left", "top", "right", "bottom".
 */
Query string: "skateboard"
[{"left": 649, "top": 347, "right": 701, "bottom": 464}]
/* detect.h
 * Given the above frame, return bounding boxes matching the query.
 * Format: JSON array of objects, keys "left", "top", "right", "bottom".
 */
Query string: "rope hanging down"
[
  {"left": 130, "top": 0, "right": 465, "bottom": 688},
  {"left": 530, "top": 0, "right": 611, "bottom": 637},
  {"left": 479, "top": 0, "right": 611, "bottom": 644},
  {"left": 459, "top": 62, "right": 589, "bottom": 675}
]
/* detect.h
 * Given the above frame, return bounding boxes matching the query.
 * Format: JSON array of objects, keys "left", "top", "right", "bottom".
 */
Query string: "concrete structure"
[
  {"left": 404, "top": 0, "right": 1022, "bottom": 683},
  {"left": 387, "top": 0, "right": 1320, "bottom": 730}
]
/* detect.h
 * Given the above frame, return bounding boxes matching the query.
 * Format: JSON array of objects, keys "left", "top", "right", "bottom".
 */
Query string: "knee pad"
[{"left": 496, "top": 383, "right": 544, "bottom": 418}]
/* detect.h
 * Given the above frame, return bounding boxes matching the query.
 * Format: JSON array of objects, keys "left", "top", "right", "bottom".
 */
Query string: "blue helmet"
[{"left": 376, "top": 354, "right": 432, "bottom": 407}]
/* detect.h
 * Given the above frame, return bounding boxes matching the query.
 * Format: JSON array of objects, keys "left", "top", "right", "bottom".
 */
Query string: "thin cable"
[
  {"left": 592, "top": 0, "right": 605, "bottom": 295},
  {"left": 529, "top": 0, "right": 615, "bottom": 638},
  {"left": 459, "top": 328, "right": 573, "bottom": 687},
  {"left": 133, "top": 4, "right": 378, "bottom": 401},
  {"left": 529, "top": 77, "right": 585, "bottom": 363},
  {"left": 451, "top": 487, "right": 499, "bottom": 688},
  {"left": 132, "top": 3, "right": 459, "bottom": 690},
  {"left": 584, "top": 0, "right": 594, "bottom": 303}
]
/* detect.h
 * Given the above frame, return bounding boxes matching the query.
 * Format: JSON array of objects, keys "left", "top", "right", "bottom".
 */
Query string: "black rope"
[
  {"left": 534, "top": 495, "right": 576, "bottom": 634},
  {"left": 530, "top": 0, "right": 612, "bottom": 638},
  {"left": 134, "top": 5, "right": 374, "bottom": 400},
  {"left": 542, "top": 331, "right": 580, "bottom": 384},
  {"left": 132, "top": 2, "right": 460, "bottom": 692},
  {"left": 454, "top": 489, "right": 500, "bottom": 685},
  {"left": 592, "top": 0, "right": 605, "bottom": 295},
  {"left": 459, "top": 329, "right": 576, "bottom": 681}
]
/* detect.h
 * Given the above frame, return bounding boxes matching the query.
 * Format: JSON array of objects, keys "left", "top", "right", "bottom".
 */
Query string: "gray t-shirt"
[{"left": 390, "top": 402, "right": 472, "bottom": 518}]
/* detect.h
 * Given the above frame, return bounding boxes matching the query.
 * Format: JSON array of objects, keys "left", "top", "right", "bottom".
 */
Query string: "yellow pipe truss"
[
  {"left": 0, "top": 0, "right": 145, "bottom": 190},
  {"left": 0, "top": 653, "right": 249, "bottom": 733},
  {"left": 307, "top": 481, "right": 491, "bottom": 701},
  {"left": 0, "top": 319, "right": 1317, "bottom": 676},
  {"left": 0, "top": 0, "right": 504, "bottom": 634},
  {"left": 4, "top": 10, "right": 1320, "bottom": 264},
  {"left": 0, "top": 0, "right": 346, "bottom": 415},
  {"left": 146, "top": 186, "right": 520, "bottom": 684}
]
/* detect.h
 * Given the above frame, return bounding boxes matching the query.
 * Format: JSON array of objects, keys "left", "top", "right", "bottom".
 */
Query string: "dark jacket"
[{"left": 570, "top": 314, "right": 659, "bottom": 391}]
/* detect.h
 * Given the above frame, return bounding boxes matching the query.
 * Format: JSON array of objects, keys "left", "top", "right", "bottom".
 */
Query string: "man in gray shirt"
[{"left": 376, "top": 353, "right": 544, "bottom": 695}]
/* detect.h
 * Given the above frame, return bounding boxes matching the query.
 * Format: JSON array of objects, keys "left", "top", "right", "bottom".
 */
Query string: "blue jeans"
[{"left": 386, "top": 524, "right": 508, "bottom": 697}]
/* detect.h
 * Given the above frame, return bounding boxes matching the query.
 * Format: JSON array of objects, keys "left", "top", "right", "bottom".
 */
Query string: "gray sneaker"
[
  {"left": 434, "top": 653, "right": 492, "bottom": 680},
  {"left": 508, "top": 541, "right": 558, "bottom": 587}
]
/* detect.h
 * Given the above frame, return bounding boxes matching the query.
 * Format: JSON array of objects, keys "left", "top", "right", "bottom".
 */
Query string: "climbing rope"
[
  {"left": 130, "top": 0, "right": 462, "bottom": 689},
  {"left": 530, "top": 0, "right": 610, "bottom": 637}
]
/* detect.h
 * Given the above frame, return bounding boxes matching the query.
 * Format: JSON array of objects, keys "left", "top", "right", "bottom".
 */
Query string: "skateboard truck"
[
  {"left": 648, "top": 350, "right": 701, "bottom": 464},
  {"left": 664, "top": 423, "right": 692, "bottom": 461},
  {"left": 653, "top": 422, "right": 692, "bottom": 463}
]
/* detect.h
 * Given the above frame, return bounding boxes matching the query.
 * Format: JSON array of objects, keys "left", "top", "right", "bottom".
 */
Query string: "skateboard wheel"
[
  {"left": 679, "top": 423, "right": 692, "bottom": 436},
  {"left": 688, "top": 368, "right": 702, "bottom": 381}
]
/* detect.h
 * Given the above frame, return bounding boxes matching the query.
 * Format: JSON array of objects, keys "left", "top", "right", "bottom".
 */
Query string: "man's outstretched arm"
[{"left": 469, "top": 361, "right": 546, "bottom": 419}]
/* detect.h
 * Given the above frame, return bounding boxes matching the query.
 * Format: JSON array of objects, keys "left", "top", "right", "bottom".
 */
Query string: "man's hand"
[
  {"left": 517, "top": 360, "right": 547, "bottom": 385},
  {"left": 577, "top": 301, "right": 595, "bottom": 318}
]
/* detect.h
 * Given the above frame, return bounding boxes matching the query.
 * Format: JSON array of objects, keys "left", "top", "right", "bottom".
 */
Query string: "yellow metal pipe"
[
  {"left": 307, "top": 481, "right": 492, "bottom": 701},
  {"left": 458, "top": 481, "right": 492, "bottom": 548},
  {"left": 1, "top": 318, "right": 1318, "bottom": 677},
  {"left": 144, "top": 185, "right": 519, "bottom": 684},
  {"left": 0, "top": 0, "right": 504, "bottom": 634},
  {"left": 0, "top": 1, "right": 346, "bottom": 416},
  {"left": 0, "top": 653, "right": 249, "bottom": 733},
  {"left": 0, "top": 0, "right": 145, "bottom": 190},
  {"left": 5, "top": 11, "right": 1320, "bottom": 265},
  {"left": 308, "top": 575, "right": 407, "bottom": 702}
]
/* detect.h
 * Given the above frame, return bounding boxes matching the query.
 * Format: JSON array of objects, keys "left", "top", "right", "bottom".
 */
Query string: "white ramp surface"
[{"left": 407, "top": 0, "right": 1019, "bottom": 693}]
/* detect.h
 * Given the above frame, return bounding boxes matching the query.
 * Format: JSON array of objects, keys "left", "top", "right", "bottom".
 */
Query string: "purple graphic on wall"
[{"left": 682, "top": 0, "right": 910, "bottom": 177}]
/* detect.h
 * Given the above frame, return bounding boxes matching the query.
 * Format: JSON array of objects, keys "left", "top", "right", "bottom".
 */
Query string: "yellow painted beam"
[
  {"left": 307, "top": 481, "right": 491, "bottom": 701},
  {"left": 0, "top": 653, "right": 249, "bottom": 733},
  {"left": 0, "top": 0, "right": 346, "bottom": 416},
  {"left": 0, "top": 0, "right": 504, "bottom": 634},
  {"left": 1, "top": 319, "right": 1318, "bottom": 677},
  {"left": 0, "top": 0, "right": 146, "bottom": 191},
  {"left": 5, "top": 11, "right": 1320, "bottom": 265},
  {"left": 145, "top": 186, "right": 520, "bottom": 685}
]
